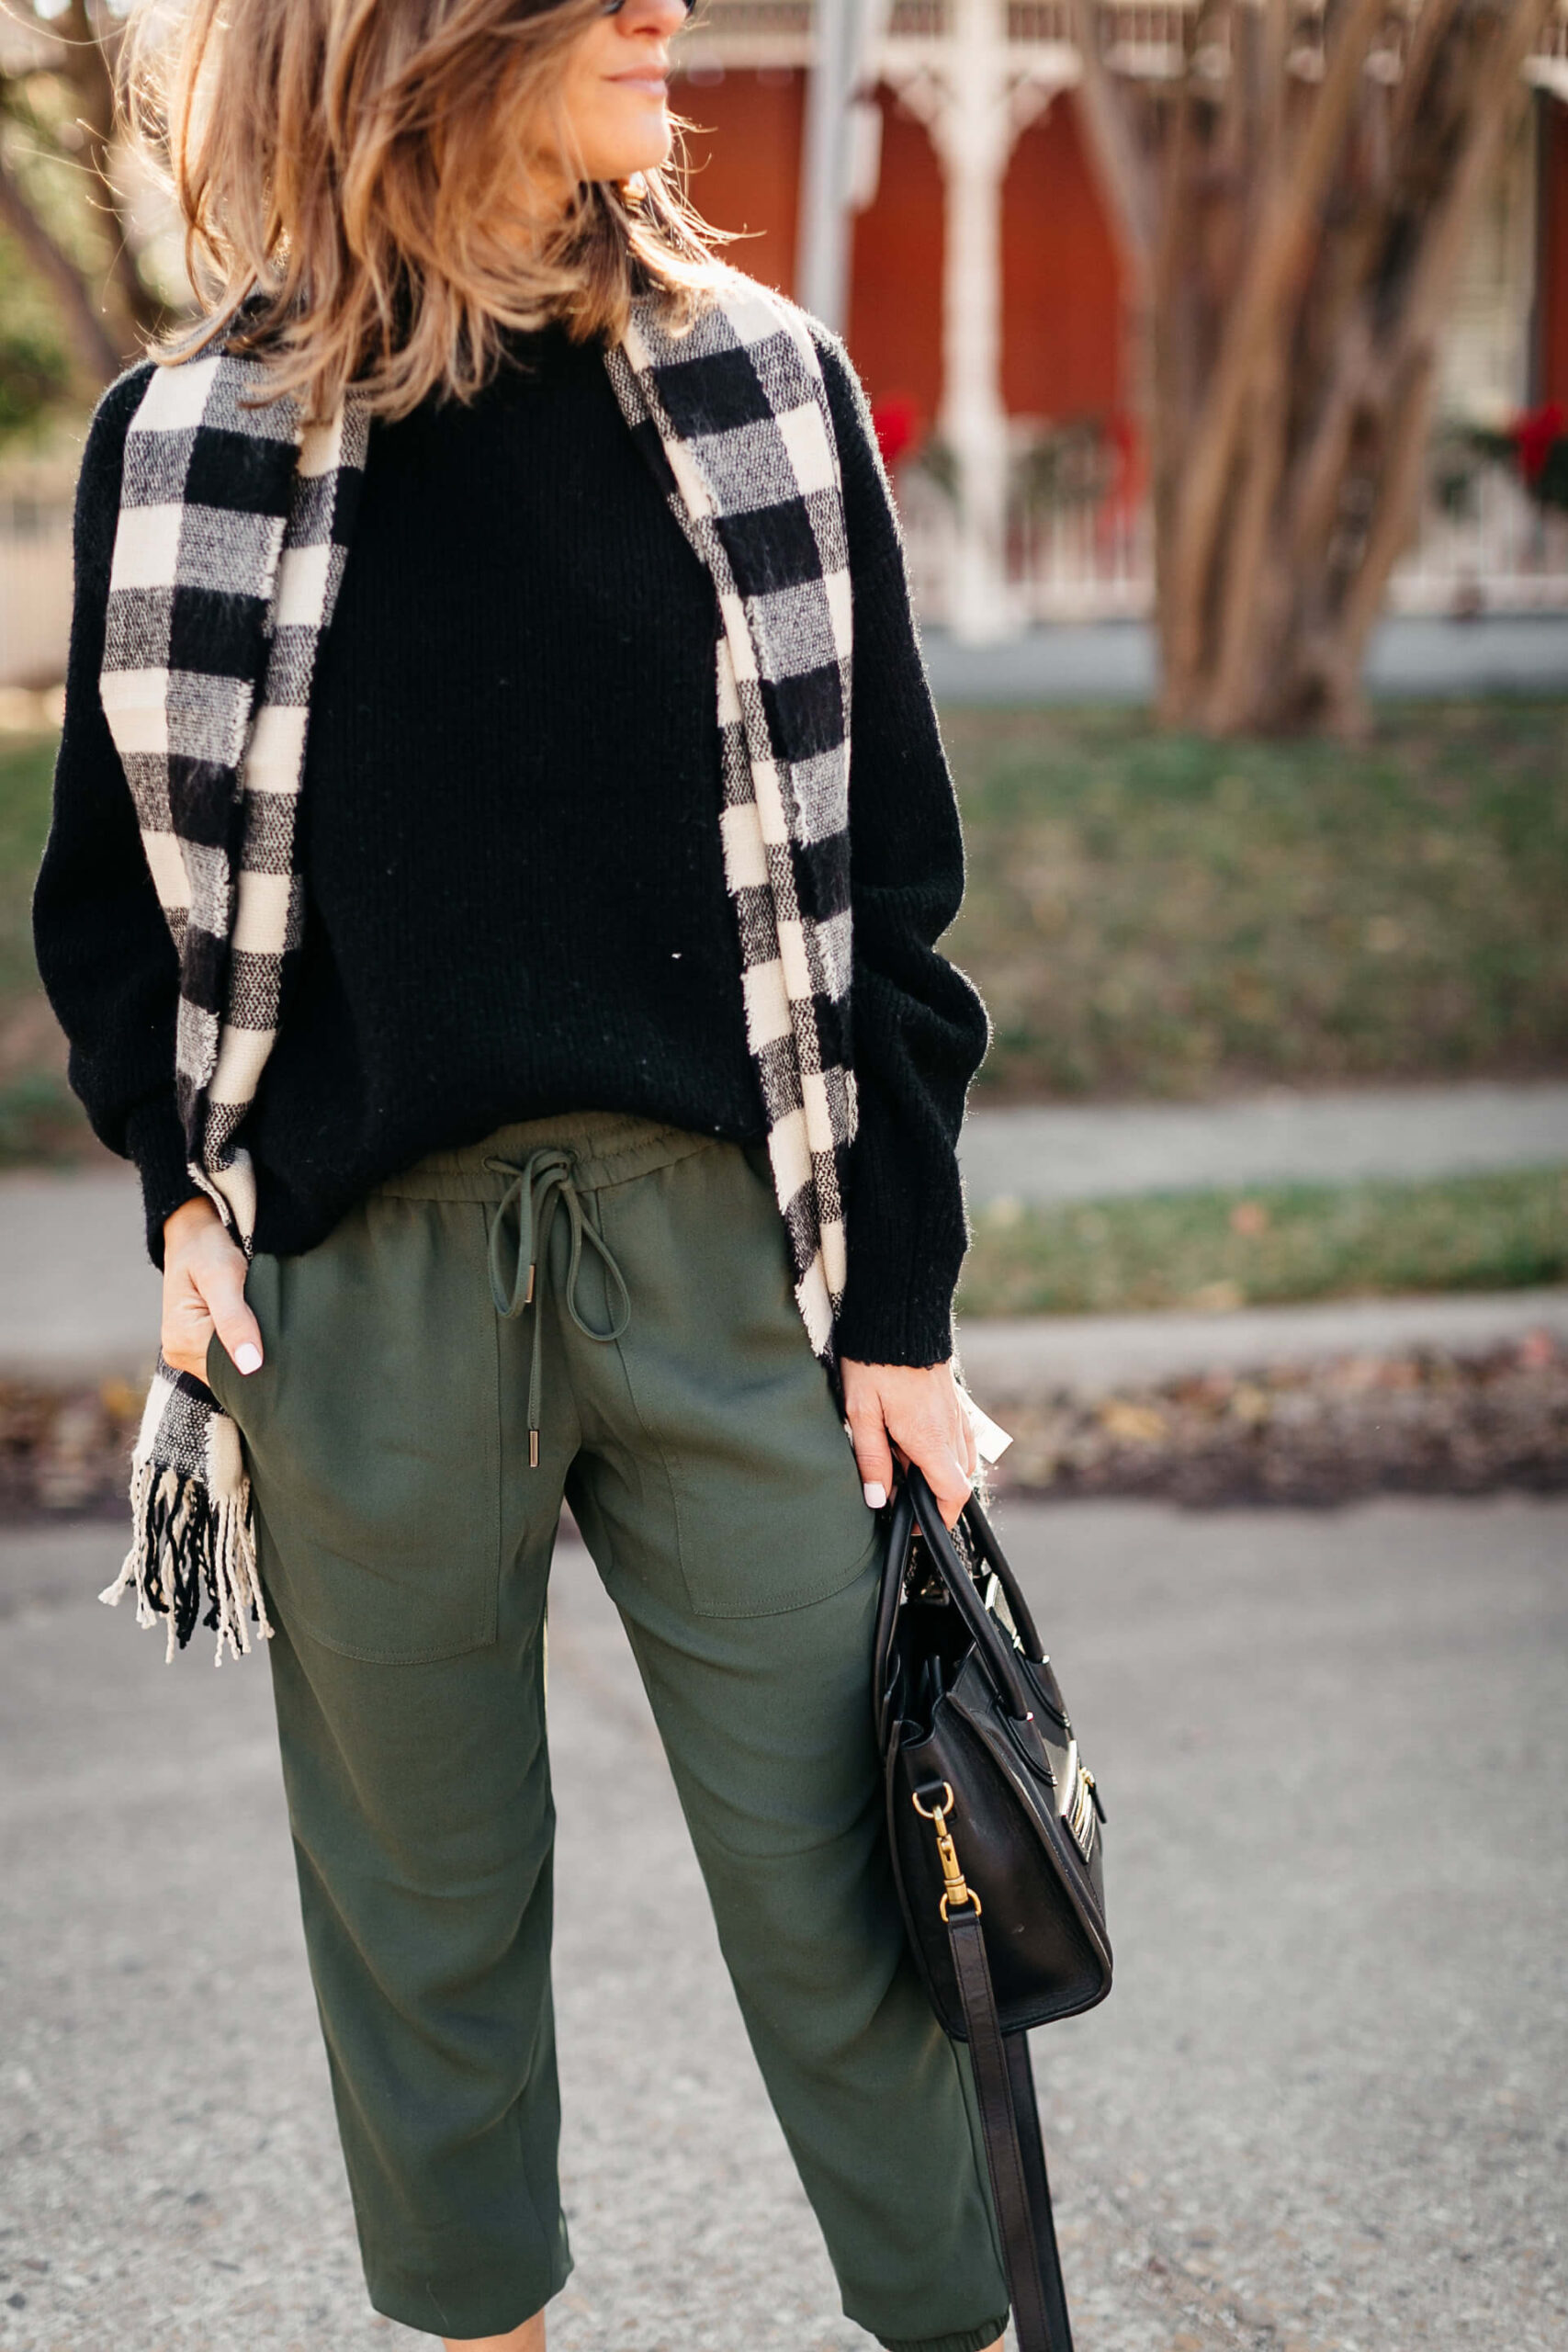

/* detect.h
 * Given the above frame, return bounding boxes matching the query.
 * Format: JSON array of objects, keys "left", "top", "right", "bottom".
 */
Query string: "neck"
[{"left": 493, "top": 159, "right": 577, "bottom": 260}]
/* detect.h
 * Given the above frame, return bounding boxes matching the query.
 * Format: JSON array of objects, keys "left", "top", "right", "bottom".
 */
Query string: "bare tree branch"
[
  {"left": 0, "top": 0, "right": 163, "bottom": 400},
  {"left": 57, "top": 0, "right": 163, "bottom": 345},
  {"left": 1064, "top": 0, "right": 1158, "bottom": 288},
  {"left": 1337, "top": 0, "right": 1551, "bottom": 664},
  {"left": 1202, "top": 343, "right": 1289, "bottom": 730},
  {"left": 0, "top": 144, "right": 122, "bottom": 390},
  {"left": 1160, "top": 0, "right": 1388, "bottom": 707},
  {"left": 1077, "top": 0, "right": 1552, "bottom": 735}
]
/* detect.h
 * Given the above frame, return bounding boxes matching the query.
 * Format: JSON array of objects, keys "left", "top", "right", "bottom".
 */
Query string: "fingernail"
[
  {"left": 234, "top": 1342, "right": 263, "bottom": 1375},
  {"left": 863, "top": 1481, "right": 887, "bottom": 1510}
]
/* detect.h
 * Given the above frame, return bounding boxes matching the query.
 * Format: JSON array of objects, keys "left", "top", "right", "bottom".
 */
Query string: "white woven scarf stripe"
[{"left": 605, "top": 279, "right": 856, "bottom": 1352}]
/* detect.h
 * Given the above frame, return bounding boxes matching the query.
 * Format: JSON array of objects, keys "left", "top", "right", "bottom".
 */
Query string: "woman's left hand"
[{"left": 840, "top": 1356, "right": 977, "bottom": 1529}]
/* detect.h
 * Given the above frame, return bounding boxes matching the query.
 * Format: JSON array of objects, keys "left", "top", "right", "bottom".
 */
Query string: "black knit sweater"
[{"left": 34, "top": 317, "right": 988, "bottom": 1366}]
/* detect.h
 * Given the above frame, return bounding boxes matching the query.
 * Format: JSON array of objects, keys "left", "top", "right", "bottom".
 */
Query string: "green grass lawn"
[
  {"left": 944, "top": 699, "right": 1568, "bottom": 1101},
  {"left": 955, "top": 1165, "right": 1568, "bottom": 1319},
  {"left": 0, "top": 728, "right": 53, "bottom": 993},
  {"left": 0, "top": 728, "right": 83, "bottom": 1161},
  {"left": 6, "top": 703, "right": 1568, "bottom": 1335}
]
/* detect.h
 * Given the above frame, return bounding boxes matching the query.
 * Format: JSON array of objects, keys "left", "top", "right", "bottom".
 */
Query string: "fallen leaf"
[{"left": 1099, "top": 1398, "right": 1168, "bottom": 1445}]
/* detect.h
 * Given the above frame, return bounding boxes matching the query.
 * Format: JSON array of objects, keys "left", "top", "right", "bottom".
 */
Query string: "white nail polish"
[
  {"left": 234, "top": 1342, "right": 263, "bottom": 1375},
  {"left": 863, "top": 1481, "right": 887, "bottom": 1510}
]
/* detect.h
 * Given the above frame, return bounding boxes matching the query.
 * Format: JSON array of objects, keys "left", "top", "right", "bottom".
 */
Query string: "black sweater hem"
[{"left": 34, "top": 295, "right": 989, "bottom": 1364}]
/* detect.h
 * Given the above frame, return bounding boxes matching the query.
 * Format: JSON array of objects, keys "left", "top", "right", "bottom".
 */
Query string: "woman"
[{"left": 34, "top": 0, "right": 1003, "bottom": 2346}]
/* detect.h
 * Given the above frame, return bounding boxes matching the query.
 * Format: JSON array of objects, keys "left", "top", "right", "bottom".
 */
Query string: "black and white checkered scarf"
[{"left": 97, "top": 271, "right": 857, "bottom": 1662}]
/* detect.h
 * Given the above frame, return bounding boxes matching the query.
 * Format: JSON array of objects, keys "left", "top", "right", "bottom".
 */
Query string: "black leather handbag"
[{"left": 874, "top": 1468, "right": 1112, "bottom": 2352}]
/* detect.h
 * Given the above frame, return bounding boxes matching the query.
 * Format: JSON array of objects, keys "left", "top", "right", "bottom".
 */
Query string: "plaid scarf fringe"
[{"left": 100, "top": 1359, "right": 272, "bottom": 1665}]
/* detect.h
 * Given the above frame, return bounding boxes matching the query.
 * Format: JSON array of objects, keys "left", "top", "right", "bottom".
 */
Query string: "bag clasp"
[{"left": 912, "top": 1781, "right": 983, "bottom": 1923}]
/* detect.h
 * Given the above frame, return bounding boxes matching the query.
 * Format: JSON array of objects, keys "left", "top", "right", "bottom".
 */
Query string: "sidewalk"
[
  {"left": 960, "top": 1076, "right": 1568, "bottom": 1205},
  {"left": 921, "top": 610, "right": 1568, "bottom": 705},
  {"left": 0, "top": 1167, "right": 159, "bottom": 1381},
  {"left": 3, "top": 1080, "right": 1566, "bottom": 1383},
  {"left": 954, "top": 1283, "right": 1568, "bottom": 1395}
]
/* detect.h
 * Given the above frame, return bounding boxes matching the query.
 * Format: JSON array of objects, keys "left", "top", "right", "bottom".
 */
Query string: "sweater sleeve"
[
  {"left": 31, "top": 362, "right": 197, "bottom": 1266},
  {"left": 808, "top": 324, "right": 991, "bottom": 1367}
]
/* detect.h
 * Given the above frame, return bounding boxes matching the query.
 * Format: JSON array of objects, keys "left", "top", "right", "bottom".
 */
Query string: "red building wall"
[
  {"left": 673, "top": 67, "right": 806, "bottom": 293},
  {"left": 1000, "top": 94, "right": 1123, "bottom": 422},
  {"left": 845, "top": 90, "right": 946, "bottom": 432},
  {"left": 669, "top": 69, "right": 1126, "bottom": 441},
  {"left": 674, "top": 75, "right": 947, "bottom": 436}
]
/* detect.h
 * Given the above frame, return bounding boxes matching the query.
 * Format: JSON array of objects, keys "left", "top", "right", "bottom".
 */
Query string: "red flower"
[
  {"left": 871, "top": 393, "right": 921, "bottom": 469},
  {"left": 1104, "top": 409, "right": 1142, "bottom": 504},
  {"left": 1509, "top": 401, "right": 1565, "bottom": 486}
]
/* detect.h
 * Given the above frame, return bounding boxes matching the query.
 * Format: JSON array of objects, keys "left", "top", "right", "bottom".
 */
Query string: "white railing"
[
  {"left": 691, "top": 0, "right": 1568, "bottom": 67},
  {"left": 896, "top": 453, "right": 1568, "bottom": 628},
  {"left": 1004, "top": 0, "right": 1073, "bottom": 41},
  {"left": 1010, "top": 486, "right": 1153, "bottom": 621},
  {"left": 5, "top": 447, "right": 1565, "bottom": 692},
  {"left": 1388, "top": 463, "right": 1568, "bottom": 616}
]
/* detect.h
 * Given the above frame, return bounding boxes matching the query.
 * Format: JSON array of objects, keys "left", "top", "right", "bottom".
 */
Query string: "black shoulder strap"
[{"left": 946, "top": 1905, "right": 1075, "bottom": 2352}]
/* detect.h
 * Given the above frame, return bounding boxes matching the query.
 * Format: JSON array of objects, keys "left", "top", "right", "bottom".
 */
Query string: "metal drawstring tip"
[
  {"left": 525, "top": 1263, "right": 536, "bottom": 1306},
  {"left": 529, "top": 1429, "right": 540, "bottom": 1468}
]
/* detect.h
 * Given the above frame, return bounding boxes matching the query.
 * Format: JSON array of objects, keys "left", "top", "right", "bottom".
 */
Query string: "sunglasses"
[{"left": 600, "top": 0, "right": 698, "bottom": 14}]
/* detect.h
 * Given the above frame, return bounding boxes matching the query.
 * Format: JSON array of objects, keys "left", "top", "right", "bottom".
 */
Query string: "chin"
[
  {"left": 593, "top": 108, "right": 670, "bottom": 176},
  {"left": 594, "top": 145, "right": 671, "bottom": 181}
]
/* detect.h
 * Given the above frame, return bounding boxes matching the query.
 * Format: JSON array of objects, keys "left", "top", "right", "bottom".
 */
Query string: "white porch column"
[
  {"left": 880, "top": 10, "right": 1070, "bottom": 639},
  {"left": 931, "top": 0, "right": 1016, "bottom": 643},
  {"left": 799, "top": 0, "right": 897, "bottom": 331}
]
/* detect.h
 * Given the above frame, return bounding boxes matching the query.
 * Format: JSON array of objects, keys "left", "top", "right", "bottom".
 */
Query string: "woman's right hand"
[{"left": 161, "top": 1195, "right": 264, "bottom": 1385}]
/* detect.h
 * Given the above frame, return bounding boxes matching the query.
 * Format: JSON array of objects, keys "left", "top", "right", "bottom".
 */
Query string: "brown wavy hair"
[{"left": 123, "top": 0, "right": 729, "bottom": 421}]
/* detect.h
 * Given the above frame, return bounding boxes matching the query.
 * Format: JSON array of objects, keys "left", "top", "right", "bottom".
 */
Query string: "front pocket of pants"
[
  {"left": 208, "top": 1201, "right": 502, "bottom": 1665},
  {"left": 606, "top": 1143, "right": 880, "bottom": 1619}
]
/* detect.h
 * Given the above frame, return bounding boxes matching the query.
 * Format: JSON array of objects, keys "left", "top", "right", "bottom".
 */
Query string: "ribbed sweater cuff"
[
  {"left": 124, "top": 1093, "right": 197, "bottom": 1268},
  {"left": 835, "top": 1238, "right": 959, "bottom": 1367}
]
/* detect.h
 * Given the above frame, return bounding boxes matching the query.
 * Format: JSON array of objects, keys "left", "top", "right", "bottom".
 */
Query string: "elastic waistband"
[{"left": 378, "top": 1110, "right": 723, "bottom": 1203}]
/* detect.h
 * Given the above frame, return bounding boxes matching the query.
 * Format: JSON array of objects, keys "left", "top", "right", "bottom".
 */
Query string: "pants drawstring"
[{"left": 484, "top": 1148, "right": 632, "bottom": 1465}]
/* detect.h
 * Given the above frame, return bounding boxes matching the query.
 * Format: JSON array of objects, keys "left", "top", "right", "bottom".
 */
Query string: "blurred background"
[{"left": 1, "top": 6, "right": 1565, "bottom": 2350}]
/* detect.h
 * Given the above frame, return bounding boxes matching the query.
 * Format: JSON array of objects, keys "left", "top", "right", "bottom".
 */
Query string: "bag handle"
[
  {"left": 901, "top": 1465, "right": 1049, "bottom": 1668},
  {"left": 958, "top": 1486, "right": 1048, "bottom": 1666},
  {"left": 872, "top": 1476, "right": 918, "bottom": 1753},
  {"left": 898, "top": 1468, "right": 1038, "bottom": 1723}
]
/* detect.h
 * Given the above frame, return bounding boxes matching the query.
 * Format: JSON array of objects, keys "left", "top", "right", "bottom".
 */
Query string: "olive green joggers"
[{"left": 208, "top": 1111, "right": 1008, "bottom": 2348}]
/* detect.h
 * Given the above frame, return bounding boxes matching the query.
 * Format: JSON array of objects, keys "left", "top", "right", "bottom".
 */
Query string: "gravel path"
[{"left": 2, "top": 1499, "right": 1563, "bottom": 2352}]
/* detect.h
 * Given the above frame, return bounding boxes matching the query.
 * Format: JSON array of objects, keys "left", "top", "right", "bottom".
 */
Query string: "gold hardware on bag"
[
  {"left": 913, "top": 1781, "right": 982, "bottom": 1922},
  {"left": 1066, "top": 1762, "right": 1097, "bottom": 1862}
]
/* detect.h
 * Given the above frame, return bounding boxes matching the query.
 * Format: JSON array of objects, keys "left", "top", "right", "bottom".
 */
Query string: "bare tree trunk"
[
  {"left": 0, "top": 153, "right": 123, "bottom": 392},
  {"left": 0, "top": 0, "right": 165, "bottom": 398},
  {"left": 1071, "top": 0, "right": 1551, "bottom": 738},
  {"left": 57, "top": 0, "right": 164, "bottom": 354}
]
